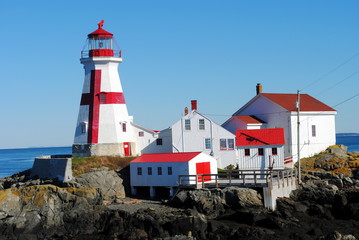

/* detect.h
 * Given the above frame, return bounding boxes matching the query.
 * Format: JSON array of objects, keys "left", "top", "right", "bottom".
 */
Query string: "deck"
[{"left": 178, "top": 169, "right": 297, "bottom": 190}]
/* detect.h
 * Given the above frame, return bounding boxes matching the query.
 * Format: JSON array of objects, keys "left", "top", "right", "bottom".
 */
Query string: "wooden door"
[
  {"left": 196, "top": 162, "right": 211, "bottom": 182},
  {"left": 123, "top": 142, "right": 131, "bottom": 156}
]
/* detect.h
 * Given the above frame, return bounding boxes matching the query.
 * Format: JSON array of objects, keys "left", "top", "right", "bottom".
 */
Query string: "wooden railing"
[{"left": 178, "top": 169, "right": 297, "bottom": 189}]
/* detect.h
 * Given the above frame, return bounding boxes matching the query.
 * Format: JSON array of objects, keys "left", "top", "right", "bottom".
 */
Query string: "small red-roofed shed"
[
  {"left": 130, "top": 152, "right": 218, "bottom": 197},
  {"left": 236, "top": 128, "right": 285, "bottom": 170}
]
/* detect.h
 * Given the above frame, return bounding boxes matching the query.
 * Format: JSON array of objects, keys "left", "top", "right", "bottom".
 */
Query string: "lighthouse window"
[
  {"left": 80, "top": 122, "right": 87, "bottom": 134},
  {"left": 185, "top": 119, "right": 191, "bottom": 130},
  {"left": 139, "top": 131, "right": 144, "bottom": 137},
  {"left": 100, "top": 94, "right": 106, "bottom": 103},
  {"left": 199, "top": 119, "right": 205, "bottom": 130},
  {"left": 122, "top": 123, "right": 127, "bottom": 132}
]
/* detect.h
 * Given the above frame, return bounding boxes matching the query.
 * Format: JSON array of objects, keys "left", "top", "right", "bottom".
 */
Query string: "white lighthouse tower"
[{"left": 73, "top": 20, "right": 134, "bottom": 157}]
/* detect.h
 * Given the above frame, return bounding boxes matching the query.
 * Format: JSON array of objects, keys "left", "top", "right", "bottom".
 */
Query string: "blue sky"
[{"left": 1, "top": 1, "right": 358, "bottom": 149}]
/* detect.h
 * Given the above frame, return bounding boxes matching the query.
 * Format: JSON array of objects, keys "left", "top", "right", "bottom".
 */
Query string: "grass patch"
[{"left": 72, "top": 156, "right": 136, "bottom": 176}]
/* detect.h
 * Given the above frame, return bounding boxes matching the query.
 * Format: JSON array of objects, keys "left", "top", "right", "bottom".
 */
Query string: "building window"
[
  {"left": 139, "top": 131, "right": 144, "bottom": 137},
  {"left": 185, "top": 119, "right": 191, "bottom": 130},
  {"left": 137, "top": 167, "right": 142, "bottom": 175},
  {"left": 158, "top": 167, "right": 162, "bottom": 175},
  {"left": 228, "top": 139, "right": 235, "bottom": 150},
  {"left": 220, "top": 139, "right": 227, "bottom": 150},
  {"left": 312, "top": 125, "right": 316, "bottom": 137},
  {"left": 199, "top": 119, "right": 205, "bottom": 130},
  {"left": 258, "top": 148, "right": 264, "bottom": 156},
  {"left": 272, "top": 148, "right": 278, "bottom": 155},
  {"left": 99, "top": 94, "right": 106, "bottom": 103},
  {"left": 148, "top": 167, "right": 152, "bottom": 175},
  {"left": 168, "top": 167, "right": 173, "bottom": 175},
  {"left": 80, "top": 122, "right": 87, "bottom": 134},
  {"left": 156, "top": 138, "right": 163, "bottom": 145},
  {"left": 205, "top": 138, "right": 211, "bottom": 149},
  {"left": 122, "top": 123, "right": 127, "bottom": 132},
  {"left": 244, "top": 149, "right": 250, "bottom": 156}
]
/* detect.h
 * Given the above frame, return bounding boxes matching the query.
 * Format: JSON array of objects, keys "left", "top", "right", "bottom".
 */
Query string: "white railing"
[{"left": 178, "top": 169, "right": 297, "bottom": 189}]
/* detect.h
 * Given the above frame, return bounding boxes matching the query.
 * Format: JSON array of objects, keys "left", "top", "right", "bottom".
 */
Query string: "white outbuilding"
[
  {"left": 236, "top": 128, "right": 285, "bottom": 170},
  {"left": 130, "top": 152, "right": 218, "bottom": 198}
]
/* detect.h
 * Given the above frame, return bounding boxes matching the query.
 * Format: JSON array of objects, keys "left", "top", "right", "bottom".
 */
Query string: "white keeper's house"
[
  {"left": 236, "top": 128, "right": 285, "bottom": 170},
  {"left": 223, "top": 84, "right": 337, "bottom": 163},
  {"left": 130, "top": 152, "right": 218, "bottom": 198},
  {"left": 143, "top": 101, "right": 237, "bottom": 169}
]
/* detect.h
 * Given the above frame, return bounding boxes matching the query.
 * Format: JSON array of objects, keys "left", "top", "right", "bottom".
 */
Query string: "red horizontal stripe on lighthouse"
[{"left": 80, "top": 92, "right": 125, "bottom": 105}]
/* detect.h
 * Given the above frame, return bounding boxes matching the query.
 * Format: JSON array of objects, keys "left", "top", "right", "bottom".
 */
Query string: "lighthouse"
[{"left": 72, "top": 21, "right": 134, "bottom": 157}]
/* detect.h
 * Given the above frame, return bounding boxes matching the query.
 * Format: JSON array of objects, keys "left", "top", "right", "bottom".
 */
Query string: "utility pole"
[{"left": 296, "top": 90, "right": 301, "bottom": 184}]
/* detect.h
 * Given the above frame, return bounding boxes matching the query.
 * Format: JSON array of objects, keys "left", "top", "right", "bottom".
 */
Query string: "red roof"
[
  {"left": 236, "top": 128, "right": 285, "bottom": 146},
  {"left": 261, "top": 93, "right": 335, "bottom": 112},
  {"left": 88, "top": 28, "right": 113, "bottom": 38},
  {"left": 234, "top": 115, "right": 265, "bottom": 124},
  {"left": 131, "top": 152, "right": 201, "bottom": 163}
]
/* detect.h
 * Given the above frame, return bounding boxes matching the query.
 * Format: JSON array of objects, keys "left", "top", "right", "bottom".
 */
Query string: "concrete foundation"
[
  {"left": 263, "top": 175, "right": 297, "bottom": 210},
  {"left": 72, "top": 143, "right": 135, "bottom": 157},
  {"left": 30, "top": 155, "right": 73, "bottom": 182}
]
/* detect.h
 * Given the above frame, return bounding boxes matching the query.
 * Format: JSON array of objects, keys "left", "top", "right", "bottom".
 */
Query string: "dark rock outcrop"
[
  {"left": 68, "top": 167, "right": 125, "bottom": 200},
  {"left": 168, "top": 187, "right": 262, "bottom": 217}
]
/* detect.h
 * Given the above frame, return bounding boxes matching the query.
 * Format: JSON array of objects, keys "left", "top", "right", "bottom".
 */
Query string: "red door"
[
  {"left": 196, "top": 162, "right": 211, "bottom": 182},
  {"left": 123, "top": 142, "right": 131, "bottom": 156}
]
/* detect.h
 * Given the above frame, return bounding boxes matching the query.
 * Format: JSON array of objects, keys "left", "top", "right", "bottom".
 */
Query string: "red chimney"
[{"left": 191, "top": 100, "right": 197, "bottom": 111}]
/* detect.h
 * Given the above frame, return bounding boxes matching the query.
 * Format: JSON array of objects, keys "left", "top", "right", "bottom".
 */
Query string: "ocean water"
[
  {"left": 0, "top": 147, "right": 71, "bottom": 178},
  {"left": 336, "top": 135, "right": 359, "bottom": 152},
  {"left": 0, "top": 135, "right": 358, "bottom": 179}
]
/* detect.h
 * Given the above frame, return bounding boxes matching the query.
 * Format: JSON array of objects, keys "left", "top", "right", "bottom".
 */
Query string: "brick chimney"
[
  {"left": 191, "top": 100, "right": 197, "bottom": 111},
  {"left": 256, "top": 83, "right": 262, "bottom": 95},
  {"left": 184, "top": 107, "right": 189, "bottom": 116}
]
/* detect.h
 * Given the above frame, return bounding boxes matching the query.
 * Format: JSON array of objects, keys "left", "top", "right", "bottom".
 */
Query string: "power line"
[
  {"left": 300, "top": 51, "right": 359, "bottom": 92},
  {"left": 316, "top": 69, "right": 359, "bottom": 97},
  {"left": 332, "top": 93, "right": 359, "bottom": 108}
]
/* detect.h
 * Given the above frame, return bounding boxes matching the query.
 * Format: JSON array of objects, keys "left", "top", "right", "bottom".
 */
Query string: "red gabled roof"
[
  {"left": 234, "top": 115, "right": 265, "bottom": 124},
  {"left": 236, "top": 128, "right": 285, "bottom": 146},
  {"left": 261, "top": 93, "right": 336, "bottom": 112},
  {"left": 131, "top": 152, "right": 202, "bottom": 163}
]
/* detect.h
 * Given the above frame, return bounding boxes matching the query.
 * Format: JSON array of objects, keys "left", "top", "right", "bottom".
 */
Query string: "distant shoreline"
[{"left": 336, "top": 133, "right": 359, "bottom": 137}]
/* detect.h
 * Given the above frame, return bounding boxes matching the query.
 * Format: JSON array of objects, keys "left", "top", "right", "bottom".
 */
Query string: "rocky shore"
[{"left": 1, "top": 146, "right": 359, "bottom": 239}]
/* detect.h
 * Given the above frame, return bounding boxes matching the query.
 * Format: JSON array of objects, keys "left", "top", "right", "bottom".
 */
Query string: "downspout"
[{"left": 181, "top": 116, "right": 185, "bottom": 152}]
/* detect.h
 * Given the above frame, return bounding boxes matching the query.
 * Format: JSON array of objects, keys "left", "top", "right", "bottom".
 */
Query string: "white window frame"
[
  {"left": 312, "top": 125, "right": 316, "bottom": 137},
  {"left": 220, "top": 139, "right": 227, "bottom": 150},
  {"left": 185, "top": 119, "right": 191, "bottom": 130},
  {"left": 204, "top": 138, "right": 211, "bottom": 149},
  {"left": 199, "top": 119, "right": 205, "bottom": 130}
]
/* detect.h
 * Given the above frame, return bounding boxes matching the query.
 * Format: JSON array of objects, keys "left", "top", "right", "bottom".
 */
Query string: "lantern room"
[{"left": 81, "top": 20, "right": 121, "bottom": 58}]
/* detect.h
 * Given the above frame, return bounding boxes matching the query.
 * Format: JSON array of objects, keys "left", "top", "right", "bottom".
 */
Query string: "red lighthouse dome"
[{"left": 82, "top": 20, "right": 121, "bottom": 58}]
